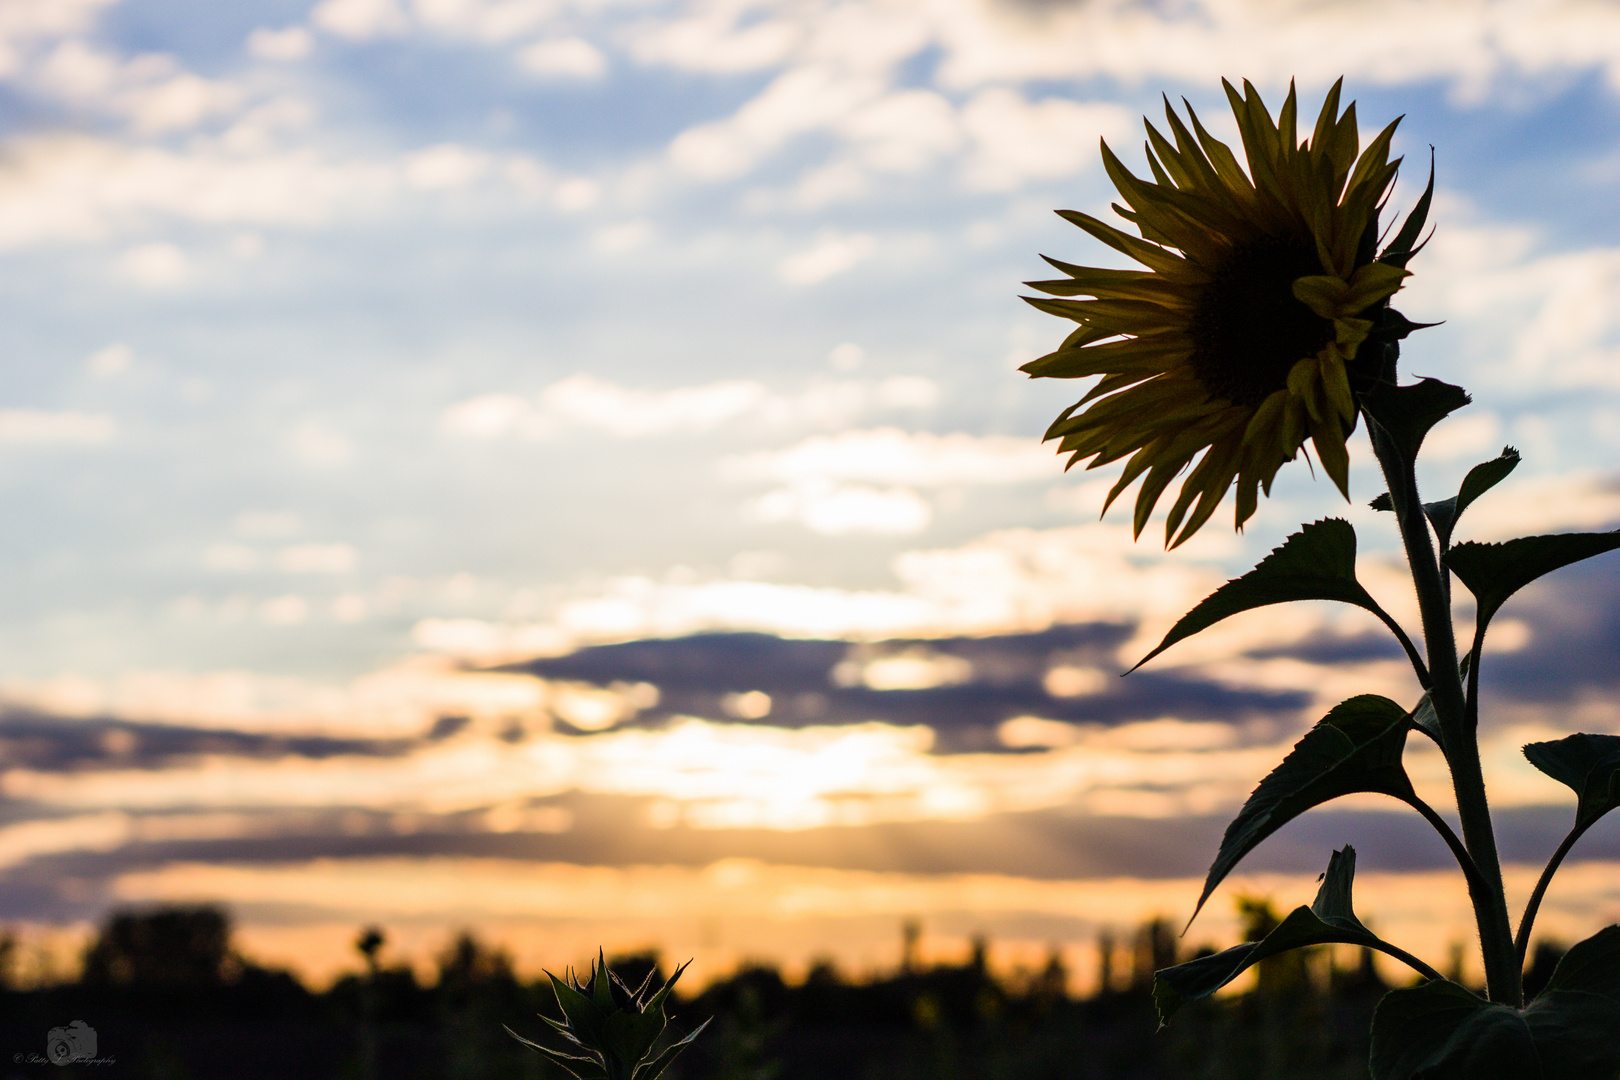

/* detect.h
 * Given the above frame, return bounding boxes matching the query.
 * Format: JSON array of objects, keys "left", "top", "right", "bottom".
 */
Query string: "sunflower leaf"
[
  {"left": 1360, "top": 377, "right": 1472, "bottom": 464},
  {"left": 1425, "top": 446, "right": 1521, "bottom": 548},
  {"left": 1523, "top": 734, "right": 1620, "bottom": 831},
  {"left": 1379, "top": 150, "right": 1435, "bottom": 270},
  {"left": 1133, "top": 518, "right": 1390, "bottom": 669},
  {"left": 1155, "top": 846, "right": 1387, "bottom": 1027},
  {"left": 1369, "top": 981, "right": 1537, "bottom": 1080},
  {"left": 1190, "top": 695, "right": 1415, "bottom": 924},
  {"left": 1370, "top": 445, "right": 1522, "bottom": 539},
  {"left": 1369, "top": 927, "right": 1620, "bottom": 1080},
  {"left": 1446, "top": 530, "right": 1620, "bottom": 631}
]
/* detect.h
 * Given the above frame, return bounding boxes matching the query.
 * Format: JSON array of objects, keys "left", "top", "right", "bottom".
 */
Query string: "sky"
[{"left": 4, "top": 0, "right": 1620, "bottom": 989}]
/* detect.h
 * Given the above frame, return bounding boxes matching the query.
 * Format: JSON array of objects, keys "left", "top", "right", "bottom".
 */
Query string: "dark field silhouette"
[{"left": 2, "top": 903, "right": 1546, "bottom": 1080}]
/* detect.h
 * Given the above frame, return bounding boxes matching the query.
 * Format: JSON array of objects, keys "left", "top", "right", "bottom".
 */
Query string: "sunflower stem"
[
  {"left": 1514, "top": 817, "right": 1593, "bottom": 971},
  {"left": 1366, "top": 413, "right": 1520, "bottom": 1007}
]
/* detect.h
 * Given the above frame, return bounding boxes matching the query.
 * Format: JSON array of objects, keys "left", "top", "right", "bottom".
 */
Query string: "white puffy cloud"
[
  {"left": 34, "top": 39, "right": 243, "bottom": 133},
  {"left": 725, "top": 428, "right": 1060, "bottom": 487},
  {"left": 311, "top": 0, "right": 409, "bottom": 39},
  {"left": 0, "top": 135, "right": 394, "bottom": 248},
  {"left": 628, "top": 1, "right": 801, "bottom": 73},
  {"left": 1404, "top": 209, "right": 1620, "bottom": 393},
  {"left": 670, "top": 65, "right": 886, "bottom": 180},
  {"left": 445, "top": 375, "right": 768, "bottom": 438},
  {"left": 517, "top": 37, "right": 607, "bottom": 79},
  {"left": 277, "top": 543, "right": 359, "bottom": 574},
  {"left": 643, "top": 0, "right": 1620, "bottom": 195},
  {"left": 246, "top": 26, "right": 315, "bottom": 61},
  {"left": 117, "top": 241, "right": 188, "bottom": 287},
  {"left": 0, "top": 409, "right": 114, "bottom": 444},
  {"left": 442, "top": 373, "right": 941, "bottom": 441},
  {"left": 413, "top": 0, "right": 558, "bottom": 43},
  {"left": 960, "top": 88, "right": 1132, "bottom": 192},
  {"left": 0, "top": 0, "right": 114, "bottom": 75},
  {"left": 748, "top": 483, "right": 933, "bottom": 535},
  {"left": 437, "top": 522, "right": 1227, "bottom": 649},
  {"left": 404, "top": 143, "right": 491, "bottom": 189},
  {"left": 777, "top": 229, "right": 874, "bottom": 283},
  {"left": 926, "top": 0, "right": 1620, "bottom": 95},
  {"left": 86, "top": 342, "right": 133, "bottom": 377}
]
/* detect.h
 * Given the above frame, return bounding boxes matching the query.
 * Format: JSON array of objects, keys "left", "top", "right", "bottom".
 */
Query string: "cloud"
[
  {"left": 0, "top": 1, "right": 115, "bottom": 75},
  {"left": 1402, "top": 207, "right": 1620, "bottom": 393},
  {"left": 778, "top": 230, "right": 874, "bottom": 284},
  {"left": 85, "top": 342, "right": 133, "bottom": 377},
  {"left": 725, "top": 428, "right": 1060, "bottom": 487},
  {"left": 0, "top": 135, "right": 395, "bottom": 249},
  {"left": 34, "top": 39, "right": 243, "bottom": 134},
  {"left": 748, "top": 483, "right": 933, "bottom": 535},
  {"left": 117, "top": 241, "right": 188, "bottom": 287},
  {"left": 442, "top": 373, "right": 942, "bottom": 441},
  {"left": 413, "top": 0, "right": 558, "bottom": 43},
  {"left": 246, "top": 26, "right": 315, "bottom": 61},
  {"left": 442, "top": 375, "right": 769, "bottom": 439},
  {"left": 1448, "top": 471, "right": 1620, "bottom": 541},
  {"left": 311, "top": 0, "right": 408, "bottom": 39},
  {"left": 517, "top": 37, "right": 608, "bottom": 80},
  {"left": 404, "top": 143, "right": 491, "bottom": 189},
  {"left": 277, "top": 543, "right": 358, "bottom": 574},
  {"left": 0, "top": 657, "right": 553, "bottom": 739},
  {"left": 728, "top": 429, "right": 1061, "bottom": 535},
  {"left": 628, "top": 3, "right": 801, "bottom": 74},
  {"left": 960, "top": 88, "right": 1132, "bottom": 192},
  {"left": 927, "top": 0, "right": 1620, "bottom": 95},
  {"left": 0, "top": 409, "right": 114, "bottom": 444},
  {"left": 670, "top": 65, "right": 887, "bottom": 180},
  {"left": 431, "top": 524, "right": 1225, "bottom": 651}
]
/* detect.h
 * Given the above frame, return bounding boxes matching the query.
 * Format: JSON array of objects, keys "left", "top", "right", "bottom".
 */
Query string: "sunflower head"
[
  {"left": 509, "top": 951, "right": 709, "bottom": 1080},
  {"left": 1023, "top": 78, "right": 1429, "bottom": 547}
]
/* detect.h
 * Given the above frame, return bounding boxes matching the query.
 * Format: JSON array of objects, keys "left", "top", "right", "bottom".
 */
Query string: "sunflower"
[{"left": 1024, "top": 78, "right": 1414, "bottom": 547}]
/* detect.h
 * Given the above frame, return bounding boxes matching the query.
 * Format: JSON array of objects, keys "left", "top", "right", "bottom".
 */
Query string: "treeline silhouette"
[{"left": 0, "top": 904, "right": 1571, "bottom": 1080}]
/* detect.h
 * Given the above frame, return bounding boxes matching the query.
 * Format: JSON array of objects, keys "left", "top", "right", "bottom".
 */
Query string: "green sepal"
[
  {"left": 1446, "top": 530, "right": 1620, "bottom": 631},
  {"left": 551, "top": 968, "right": 611, "bottom": 1048},
  {"left": 1523, "top": 733, "right": 1620, "bottom": 831},
  {"left": 606, "top": 1007, "right": 664, "bottom": 1070},
  {"left": 633, "top": 1019, "right": 712, "bottom": 1080},
  {"left": 1190, "top": 695, "right": 1415, "bottom": 923},
  {"left": 1370, "top": 926, "right": 1620, "bottom": 1080},
  {"left": 1379, "top": 151, "right": 1435, "bottom": 270},
  {"left": 1132, "top": 519, "right": 1395, "bottom": 670},
  {"left": 1156, "top": 846, "right": 1388, "bottom": 1026},
  {"left": 1375, "top": 307, "right": 1441, "bottom": 342},
  {"left": 507, "top": 1027, "right": 612, "bottom": 1080},
  {"left": 1360, "top": 378, "right": 1471, "bottom": 464}
]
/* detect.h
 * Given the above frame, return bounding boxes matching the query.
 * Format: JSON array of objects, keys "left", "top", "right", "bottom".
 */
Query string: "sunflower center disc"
[{"left": 1189, "top": 235, "right": 1335, "bottom": 408}]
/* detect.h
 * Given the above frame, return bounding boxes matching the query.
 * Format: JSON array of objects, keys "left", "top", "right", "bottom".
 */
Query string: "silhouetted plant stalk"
[{"left": 1023, "top": 77, "right": 1620, "bottom": 1078}]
